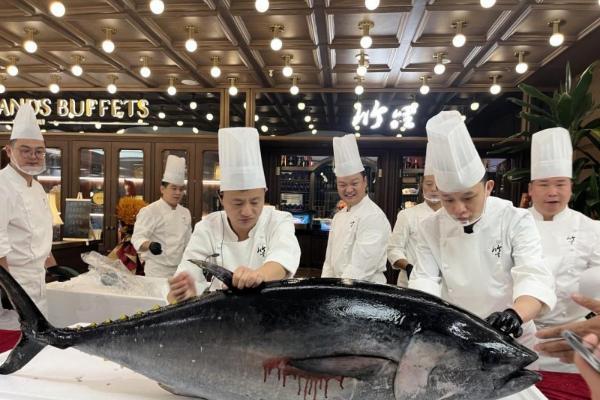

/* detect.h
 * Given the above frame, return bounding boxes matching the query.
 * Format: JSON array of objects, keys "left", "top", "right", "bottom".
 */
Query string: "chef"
[
  {"left": 167, "top": 128, "right": 300, "bottom": 302},
  {"left": 387, "top": 144, "right": 442, "bottom": 287},
  {"left": 525, "top": 127, "right": 600, "bottom": 398},
  {"left": 0, "top": 103, "right": 52, "bottom": 351},
  {"left": 408, "top": 111, "right": 556, "bottom": 351},
  {"left": 131, "top": 155, "right": 192, "bottom": 278},
  {"left": 321, "top": 134, "right": 391, "bottom": 283}
]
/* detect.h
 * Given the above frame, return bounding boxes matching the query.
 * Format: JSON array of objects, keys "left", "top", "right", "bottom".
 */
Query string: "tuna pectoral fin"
[
  {"left": 289, "top": 355, "right": 397, "bottom": 381},
  {"left": 491, "top": 370, "right": 541, "bottom": 399},
  {"left": 188, "top": 259, "right": 234, "bottom": 289},
  {"left": 0, "top": 267, "right": 55, "bottom": 374}
]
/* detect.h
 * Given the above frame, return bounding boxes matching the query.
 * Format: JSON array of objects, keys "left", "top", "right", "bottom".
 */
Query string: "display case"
[{"left": 399, "top": 156, "right": 425, "bottom": 210}]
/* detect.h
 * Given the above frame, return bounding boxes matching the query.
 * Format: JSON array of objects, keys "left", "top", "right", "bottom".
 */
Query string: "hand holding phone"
[{"left": 562, "top": 330, "right": 600, "bottom": 373}]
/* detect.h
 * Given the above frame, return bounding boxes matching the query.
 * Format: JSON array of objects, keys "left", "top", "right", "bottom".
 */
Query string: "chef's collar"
[
  {"left": 6, "top": 164, "right": 31, "bottom": 188},
  {"left": 529, "top": 205, "right": 569, "bottom": 222},
  {"left": 346, "top": 194, "right": 369, "bottom": 213},
  {"left": 159, "top": 197, "right": 178, "bottom": 211},
  {"left": 222, "top": 209, "right": 263, "bottom": 241}
]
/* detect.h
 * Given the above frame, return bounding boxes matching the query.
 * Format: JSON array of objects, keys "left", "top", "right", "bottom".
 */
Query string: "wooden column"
[
  {"left": 245, "top": 88, "right": 256, "bottom": 128},
  {"left": 220, "top": 88, "right": 230, "bottom": 128}
]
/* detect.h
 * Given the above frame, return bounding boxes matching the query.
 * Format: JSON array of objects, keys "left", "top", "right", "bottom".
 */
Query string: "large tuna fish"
[{"left": 0, "top": 261, "right": 539, "bottom": 400}]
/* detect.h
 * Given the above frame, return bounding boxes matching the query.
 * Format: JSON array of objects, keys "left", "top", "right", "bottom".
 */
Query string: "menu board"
[{"left": 63, "top": 198, "right": 91, "bottom": 240}]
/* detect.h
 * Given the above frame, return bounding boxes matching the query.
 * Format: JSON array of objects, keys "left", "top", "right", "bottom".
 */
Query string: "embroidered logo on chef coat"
[
  {"left": 350, "top": 220, "right": 356, "bottom": 228},
  {"left": 566, "top": 235, "right": 576, "bottom": 245},
  {"left": 491, "top": 243, "right": 503, "bottom": 258},
  {"left": 257, "top": 245, "right": 266, "bottom": 257}
]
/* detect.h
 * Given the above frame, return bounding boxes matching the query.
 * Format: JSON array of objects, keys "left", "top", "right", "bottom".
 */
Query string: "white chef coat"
[
  {"left": 131, "top": 198, "right": 192, "bottom": 278},
  {"left": 387, "top": 202, "right": 438, "bottom": 287},
  {"left": 176, "top": 206, "right": 301, "bottom": 294},
  {"left": 409, "top": 196, "right": 557, "bottom": 350},
  {"left": 530, "top": 206, "right": 600, "bottom": 372},
  {"left": 322, "top": 195, "right": 391, "bottom": 284},
  {"left": 0, "top": 165, "right": 52, "bottom": 329}
]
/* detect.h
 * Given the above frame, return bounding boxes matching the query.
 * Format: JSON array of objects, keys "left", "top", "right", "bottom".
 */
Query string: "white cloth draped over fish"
[
  {"left": 322, "top": 195, "right": 391, "bottom": 284},
  {"left": 531, "top": 206, "right": 600, "bottom": 372},
  {"left": 176, "top": 206, "right": 300, "bottom": 293},
  {"left": 131, "top": 198, "right": 192, "bottom": 278},
  {"left": 0, "top": 166, "right": 52, "bottom": 330},
  {"left": 387, "top": 202, "right": 438, "bottom": 287}
]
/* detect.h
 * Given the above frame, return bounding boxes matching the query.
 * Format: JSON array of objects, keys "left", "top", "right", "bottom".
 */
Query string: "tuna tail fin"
[
  {"left": 0, "top": 267, "right": 54, "bottom": 374},
  {"left": 188, "top": 259, "right": 234, "bottom": 289}
]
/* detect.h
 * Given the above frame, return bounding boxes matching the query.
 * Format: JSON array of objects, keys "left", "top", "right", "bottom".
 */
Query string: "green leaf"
[
  {"left": 565, "top": 62, "right": 572, "bottom": 94},
  {"left": 518, "top": 83, "right": 555, "bottom": 110},
  {"left": 520, "top": 111, "right": 558, "bottom": 130},
  {"left": 507, "top": 97, "right": 553, "bottom": 118},
  {"left": 557, "top": 93, "right": 573, "bottom": 127},
  {"left": 583, "top": 118, "right": 600, "bottom": 130},
  {"left": 581, "top": 129, "right": 600, "bottom": 151},
  {"left": 572, "top": 61, "right": 597, "bottom": 106}
]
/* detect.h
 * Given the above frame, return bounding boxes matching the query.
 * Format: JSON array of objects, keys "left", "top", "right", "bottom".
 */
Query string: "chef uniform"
[
  {"left": 529, "top": 128, "right": 600, "bottom": 374},
  {"left": 408, "top": 111, "right": 556, "bottom": 353},
  {"left": 132, "top": 155, "right": 192, "bottom": 278},
  {"left": 175, "top": 128, "right": 300, "bottom": 294},
  {"left": 0, "top": 103, "right": 52, "bottom": 334},
  {"left": 321, "top": 134, "right": 391, "bottom": 284},
  {"left": 387, "top": 145, "right": 439, "bottom": 287}
]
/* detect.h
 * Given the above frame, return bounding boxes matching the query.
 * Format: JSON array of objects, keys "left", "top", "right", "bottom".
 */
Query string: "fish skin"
[{"left": 0, "top": 265, "right": 539, "bottom": 400}]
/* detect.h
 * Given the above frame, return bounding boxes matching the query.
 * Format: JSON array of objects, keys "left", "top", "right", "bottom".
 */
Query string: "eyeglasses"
[{"left": 17, "top": 147, "right": 46, "bottom": 158}]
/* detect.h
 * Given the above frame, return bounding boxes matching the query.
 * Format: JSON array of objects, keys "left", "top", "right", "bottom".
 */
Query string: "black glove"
[
  {"left": 485, "top": 308, "right": 523, "bottom": 338},
  {"left": 149, "top": 242, "right": 162, "bottom": 255},
  {"left": 405, "top": 264, "right": 414, "bottom": 280}
]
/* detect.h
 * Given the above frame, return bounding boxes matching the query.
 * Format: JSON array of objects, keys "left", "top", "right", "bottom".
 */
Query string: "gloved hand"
[
  {"left": 149, "top": 242, "right": 162, "bottom": 255},
  {"left": 405, "top": 264, "right": 414, "bottom": 280},
  {"left": 486, "top": 308, "right": 523, "bottom": 338}
]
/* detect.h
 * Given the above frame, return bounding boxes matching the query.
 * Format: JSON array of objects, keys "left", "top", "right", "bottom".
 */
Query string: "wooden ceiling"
[{"left": 0, "top": 0, "right": 598, "bottom": 135}]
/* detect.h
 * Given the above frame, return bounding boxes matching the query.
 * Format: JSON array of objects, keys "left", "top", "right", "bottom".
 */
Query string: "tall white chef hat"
[
  {"left": 423, "top": 142, "right": 434, "bottom": 176},
  {"left": 218, "top": 127, "right": 266, "bottom": 191},
  {"left": 10, "top": 103, "right": 43, "bottom": 141},
  {"left": 426, "top": 110, "right": 485, "bottom": 192},
  {"left": 333, "top": 134, "right": 364, "bottom": 177},
  {"left": 530, "top": 127, "right": 572, "bottom": 181},
  {"left": 162, "top": 155, "right": 186, "bottom": 185}
]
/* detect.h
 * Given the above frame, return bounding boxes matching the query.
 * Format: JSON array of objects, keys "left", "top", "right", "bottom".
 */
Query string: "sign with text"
[
  {"left": 63, "top": 198, "right": 92, "bottom": 240},
  {"left": 0, "top": 98, "right": 150, "bottom": 119}
]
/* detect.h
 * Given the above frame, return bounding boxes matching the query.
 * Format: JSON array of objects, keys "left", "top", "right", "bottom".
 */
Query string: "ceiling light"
[
  {"left": 243, "top": 102, "right": 247, "bottom": 109},
  {"left": 23, "top": 27, "right": 38, "bottom": 54},
  {"left": 365, "top": 0, "right": 379, "bottom": 11},
  {"left": 390, "top": 120, "right": 399, "bottom": 130},
  {"left": 270, "top": 25, "right": 284, "bottom": 51},
  {"left": 255, "top": 0, "right": 269, "bottom": 13},
  {"left": 95, "top": 123, "right": 102, "bottom": 129},
  {"left": 461, "top": 114, "right": 467, "bottom": 121},
  {"left": 185, "top": 26, "right": 198, "bottom": 52},
  {"left": 354, "top": 76, "right": 365, "bottom": 96},
  {"left": 405, "top": 121, "right": 415, "bottom": 129},
  {"left": 228, "top": 77, "right": 238, "bottom": 96},
  {"left": 354, "top": 125, "right": 360, "bottom": 131},
  {"left": 396, "top": 133, "right": 403, "bottom": 137},
  {"left": 107, "top": 75, "right": 118, "bottom": 94},
  {"left": 5, "top": 124, "right": 11, "bottom": 130},
  {"left": 433, "top": 52, "right": 448, "bottom": 75},
  {"left": 189, "top": 101, "right": 197, "bottom": 110},
  {"left": 255, "top": 114, "right": 259, "bottom": 122},
  {"left": 158, "top": 111, "right": 166, "bottom": 119},
  {"left": 116, "top": 129, "right": 124, "bottom": 134},
  {"left": 470, "top": 101, "right": 480, "bottom": 111},
  {"left": 137, "top": 119, "right": 143, "bottom": 124},
  {"left": 515, "top": 51, "right": 528, "bottom": 74},
  {"left": 6, "top": 57, "right": 18, "bottom": 76},
  {"left": 167, "top": 77, "right": 177, "bottom": 96},
  {"left": 49, "top": 1, "right": 66, "bottom": 17},
  {"left": 489, "top": 75, "right": 501, "bottom": 95},
  {"left": 210, "top": 56, "right": 221, "bottom": 78},
  {"left": 549, "top": 20, "right": 564, "bottom": 47},
  {"left": 355, "top": 132, "right": 361, "bottom": 138},
  {"left": 356, "top": 50, "right": 369, "bottom": 77},
  {"left": 139, "top": 56, "right": 151, "bottom": 78},
  {"left": 206, "top": 113, "right": 214, "bottom": 121},
  {"left": 480, "top": 0, "right": 496, "bottom": 8},
  {"left": 419, "top": 76, "right": 430, "bottom": 95},
  {"left": 49, "top": 75, "right": 60, "bottom": 94},
  {"left": 298, "top": 102, "right": 306, "bottom": 110},
  {"left": 193, "top": 127, "right": 199, "bottom": 134},
  {"left": 149, "top": 0, "right": 165, "bottom": 15},
  {"left": 290, "top": 75, "right": 300, "bottom": 95},
  {"left": 282, "top": 55, "right": 293, "bottom": 77},
  {"left": 0, "top": 82, "right": 5, "bottom": 94},
  {"left": 359, "top": 20, "right": 374, "bottom": 49},
  {"left": 304, "top": 115, "right": 311, "bottom": 123},
  {"left": 452, "top": 20, "right": 466, "bottom": 48},
  {"left": 153, "top": 125, "right": 158, "bottom": 131},
  {"left": 311, "top": 129, "right": 317, "bottom": 135},
  {"left": 71, "top": 55, "right": 84, "bottom": 76},
  {"left": 102, "top": 28, "right": 116, "bottom": 53},
  {"left": 177, "top": 120, "right": 183, "bottom": 126},
  {"left": 261, "top": 125, "right": 268, "bottom": 133},
  {"left": 308, "top": 123, "right": 314, "bottom": 129},
  {"left": 400, "top": 126, "right": 406, "bottom": 132}
]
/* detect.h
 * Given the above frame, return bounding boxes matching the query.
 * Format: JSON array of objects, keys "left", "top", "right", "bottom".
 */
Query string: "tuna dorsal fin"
[
  {"left": 288, "top": 355, "right": 397, "bottom": 381},
  {"left": 188, "top": 259, "right": 233, "bottom": 288}
]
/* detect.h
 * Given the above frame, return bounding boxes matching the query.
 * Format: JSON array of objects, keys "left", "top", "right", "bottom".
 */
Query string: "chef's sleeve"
[
  {"left": 131, "top": 206, "right": 155, "bottom": 252},
  {"left": 0, "top": 187, "right": 12, "bottom": 258},
  {"left": 341, "top": 213, "right": 391, "bottom": 280},
  {"left": 387, "top": 210, "right": 410, "bottom": 265},
  {"left": 264, "top": 212, "right": 301, "bottom": 277},
  {"left": 408, "top": 224, "right": 443, "bottom": 297},
  {"left": 175, "top": 220, "right": 213, "bottom": 294},
  {"left": 509, "top": 211, "right": 557, "bottom": 315}
]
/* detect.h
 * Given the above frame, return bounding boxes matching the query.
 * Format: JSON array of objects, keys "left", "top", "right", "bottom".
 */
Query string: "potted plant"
[{"left": 490, "top": 62, "right": 600, "bottom": 219}]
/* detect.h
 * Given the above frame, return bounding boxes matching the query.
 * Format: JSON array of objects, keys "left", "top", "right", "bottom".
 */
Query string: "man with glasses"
[{"left": 0, "top": 103, "right": 52, "bottom": 352}]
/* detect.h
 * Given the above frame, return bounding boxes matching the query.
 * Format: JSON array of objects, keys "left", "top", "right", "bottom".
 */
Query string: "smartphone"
[{"left": 562, "top": 330, "right": 600, "bottom": 373}]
